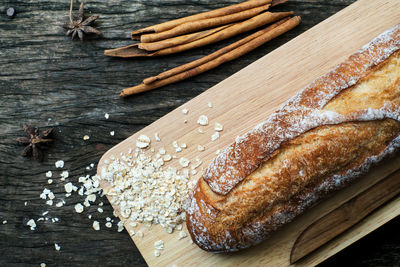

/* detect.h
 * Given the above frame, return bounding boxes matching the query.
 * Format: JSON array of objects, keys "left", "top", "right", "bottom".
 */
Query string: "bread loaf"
[{"left": 186, "top": 23, "right": 400, "bottom": 252}]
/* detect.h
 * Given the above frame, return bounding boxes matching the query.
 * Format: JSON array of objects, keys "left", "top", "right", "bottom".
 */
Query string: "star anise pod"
[
  {"left": 60, "top": 0, "right": 100, "bottom": 41},
  {"left": 17, "top": 125, "right": 53, "bottom": 162}
]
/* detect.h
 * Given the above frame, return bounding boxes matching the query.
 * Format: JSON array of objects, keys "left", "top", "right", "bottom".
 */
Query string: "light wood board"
[{"left": 97, "top": 0, "right": 400, "bottom": 266}]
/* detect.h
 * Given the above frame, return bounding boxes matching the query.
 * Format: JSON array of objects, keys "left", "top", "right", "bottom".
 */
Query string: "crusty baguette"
[{"left": 186, "top": 23, "right": 400, "bottom": 252}]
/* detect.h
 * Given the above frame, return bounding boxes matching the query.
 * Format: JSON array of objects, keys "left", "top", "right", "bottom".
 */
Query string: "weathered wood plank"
[{"left": 0, "top": 0, "right": 398, "bottom": 266}]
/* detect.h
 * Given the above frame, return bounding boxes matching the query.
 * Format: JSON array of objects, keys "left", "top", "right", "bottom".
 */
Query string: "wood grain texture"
[
  {"left": 291, "top": 169, "right": 400, "bottom": 263},
  {"left": 0, "top": 0, "right": 399, "bottom": 266}
]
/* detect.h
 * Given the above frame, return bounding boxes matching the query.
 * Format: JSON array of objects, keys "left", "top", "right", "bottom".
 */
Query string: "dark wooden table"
[{"left": 1, "top": 0, "right": 399, "bottom": 266}]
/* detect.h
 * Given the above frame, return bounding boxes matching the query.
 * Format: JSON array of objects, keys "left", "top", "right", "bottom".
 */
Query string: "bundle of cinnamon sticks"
[{"left": 104, "top": 0, "right": 300, "bottom": 97}]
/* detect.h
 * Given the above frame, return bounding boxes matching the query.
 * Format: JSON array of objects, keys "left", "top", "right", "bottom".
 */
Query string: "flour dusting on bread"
[{"left": 187, "top": 23, "right": 400, "bottom": 252}]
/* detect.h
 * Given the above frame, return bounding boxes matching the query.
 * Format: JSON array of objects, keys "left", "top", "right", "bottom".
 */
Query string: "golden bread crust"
[{"left": 187, "top": 24, "right": 400, "bottom": 252}]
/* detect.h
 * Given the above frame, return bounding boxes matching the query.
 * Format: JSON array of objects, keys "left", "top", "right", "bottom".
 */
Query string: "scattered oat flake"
[
  {"left": 155, "top": 132, "right": 161, "bottom": 141},
  {"left": 211, "top": 132, "right": 220, "bottom": 141},
  {"left": 93, "top": 221, "right": 100, "bottom": 231},
  {"left": 154, "top": 250, "right": 160, "bottom": 257},
  {"left": 97, "top": 207, "right": 103, "bottom": 213},
  {"left": 61, "top": 171, "right": 69, "bottom": 179},
  {"left": 216, "top": 149, "right": 221, "bottom": 154},
  {"left": 197, "top": 128, "right": 204, "bottom": 134},
  {"left": 54, "top": 243, "right": 61, "bottom": 251},
  {"left": 105, "top": 222, "right": 112, "bottom": 228},
  {"left": 24, "top": 201, "right": 28, "bottom": 206},
  {"left": 197, "top": 145, "right": 205, "bottom": 151},
  {"left": 27, "top": 219, "right": 36, "bottom": 230},
  {"left": 55, "top": 160, "right": 64, "bottom": 168},
  {"left": 117, "top": 221, "right": 124, "bottom": 232},
  {"left": 75, "top": 203, "right": 84, "bottom": 213},
  {"left": 47, "top": 179, "right": 53, "bottom": 184},
  {"left": 2, "top": 220, "right": 7, "bottom": 224},
  {"left": 154, "top": 240, "right": 164, "bottom": 250},
  {"left": 136, "top": 231, "right": 144, "bottom": 238},
  {"left": 46, "top": 200, "right": 53, "bottom": 206},
  {"left": 104, "top": 113, "right": 109, "bottom": 119},
  {"left": 207, "top": 102, "right": 213, "bottom": 108},
  {"left": 129, "top": 230, "right": 135, "bottom": 236},
  {"left": 182, "top": 108, "right": 188, "bottom": 114},
  {"left": 56, "top": 201, "right": 64, "bottom": 208},
  {"left": 184, "top": 119, "right": 188, "bottom": 124},
  {"left": 179, "top": 157, "right": 190, "bottom": 167},
  {"left": 40, "top": 188, "right": 50, "bottom": 199},
  {"left": 46, "top": 171, "right": 52, "bottom": 177},
  {"left": 214, "top": 122, "right": 223, "bottom": 131},
  {"left": 83, "top": 135, "right": 90, "bottom": 140},
  {"left": 110, "top": 131, "right": 115, "bottom": 136},
  {"left": 87, "top": 194, "right": 96, "bottom": 202},
  {"left": 192, "top": 157, "right": 202, "bottom": 169},
  {"left": 172, "top": 140, "right": 180, "bottom": 149},
  {"left": 197, "top": 115, "right": 208, "bottom": 126},
  {"left": 180, "top": 143, "right": 187, "bottom": 149},
  {"left": 64, "top": 182, "right": 73, "bottom": 193},
  {"left": 178, "top": 231, "right": 187, "bottom": 240},
  {"left": 136, "top": 134, "right": 150, "bottom": 148},
  {"left": 40, "top": 263, "right": 46, "bottom": 267}
]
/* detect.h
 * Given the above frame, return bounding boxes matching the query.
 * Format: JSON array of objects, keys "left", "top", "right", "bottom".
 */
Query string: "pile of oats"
[{"left": 101, "top": 142, "right": 196, "bottom": 234}]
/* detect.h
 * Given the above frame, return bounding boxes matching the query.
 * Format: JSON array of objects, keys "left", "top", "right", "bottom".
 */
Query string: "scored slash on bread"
[{"left": 186, "top": 23, "right": 400, "bottom": 252}]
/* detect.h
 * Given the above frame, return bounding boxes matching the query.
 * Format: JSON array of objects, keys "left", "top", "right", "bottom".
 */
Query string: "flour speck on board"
[{"left": 197, "top": 115, "right": 209, "bottom": 126}]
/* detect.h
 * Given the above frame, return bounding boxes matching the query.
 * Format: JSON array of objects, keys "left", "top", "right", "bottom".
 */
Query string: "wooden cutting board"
[{"left": 97, "top": 0, "right": 400, "bottom": 266}]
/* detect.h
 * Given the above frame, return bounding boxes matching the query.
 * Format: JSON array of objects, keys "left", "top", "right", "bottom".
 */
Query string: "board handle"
[{"left": 290, "top": 168, "right": 400, "bottom": 264}]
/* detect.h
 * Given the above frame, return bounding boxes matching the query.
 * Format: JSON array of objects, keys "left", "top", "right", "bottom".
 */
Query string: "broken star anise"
[
  {"left": 17, "top": 125, "right": 53, "bottom": 162},
  {"left": 60, "top": 0, "right": 100, "bottom": 41}
]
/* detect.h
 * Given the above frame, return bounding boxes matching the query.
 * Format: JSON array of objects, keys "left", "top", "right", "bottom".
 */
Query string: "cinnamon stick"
[
  {"left": 120, "top": 16, "right": 301, "bottom": 97},
  {"left": 140, "top": 4, "right": 271, "bottom": 43},
  {"left": 131, "top": 0, "right": 273, "bottom": 40},
  {"left": 105, "top": 11, "right": 293, "bottom": 58},
  {"left": 143, "top": 17, "right": 291, "bottom": 84},
  {"left": 139, "top": 24, "right": 232, "bottom": 52}
]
